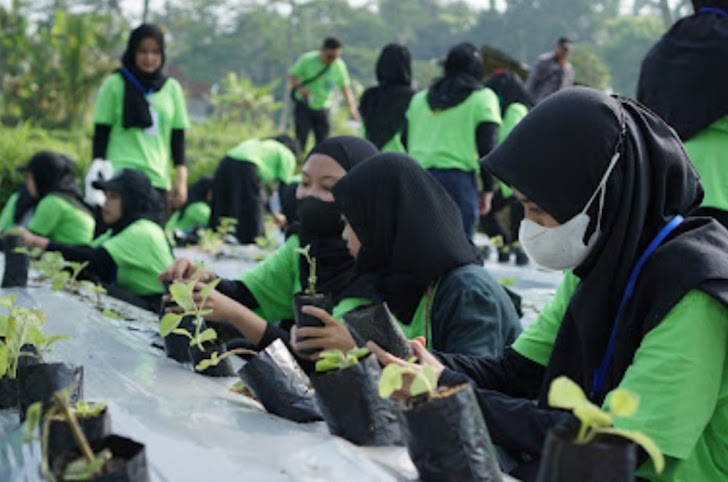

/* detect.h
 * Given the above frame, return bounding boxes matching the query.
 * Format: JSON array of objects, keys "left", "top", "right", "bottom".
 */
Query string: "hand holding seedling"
[
  {"left": 11, "top": 227, "right": 50, "bottom": 252},
  {"left": 367, "top": 341, "right": 445, "bottom": 401},
  {"left": 158, "top": 258, "right": 215, "bottom": 284},
  {"left": 291, "top": 305, "right": 356, "bottom": 359}
]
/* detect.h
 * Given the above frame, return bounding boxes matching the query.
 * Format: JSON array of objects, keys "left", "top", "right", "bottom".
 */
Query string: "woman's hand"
[
  {"left": 12, "top": 227, "right": 49, "bottom": 252},
  {"left": 291, "top": 305, "right": 357, "bottom": 359},
  {"left": 158, "top": 258, "right": 216, "bottom": 283},
  {"left": 170, "top": 166, "right": 188, "bottom": 209},
  {"left": 191, "top": 283, "right": 240, "bottom": 322},
  {"left": 366, "top": 340, "right": 446, "bottom": 401}
]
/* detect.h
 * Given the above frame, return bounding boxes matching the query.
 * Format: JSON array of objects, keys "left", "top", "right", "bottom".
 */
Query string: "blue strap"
[
  {"left": 120, "top": 67, "right": 153, "bottom": 96},
  {"left": 699, "top": 7, "right": 728, "bottom": 16},
  {"left": 591, "top": 215, "right": 684, "bottom": 398}
]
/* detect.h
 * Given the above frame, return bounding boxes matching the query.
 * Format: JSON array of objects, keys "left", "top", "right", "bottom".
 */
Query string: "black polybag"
[
  {"left": 53, "top": 435, "right": 150, "bottom": 482},
  {"left": 343, "top": 302, "right": 413, "bottom": 359},
  {"left": 17, "top": 363, "right": 83, "bottom": 421},
  {"left": 2, "top": 234, "right": 29, "bottom": 288}
]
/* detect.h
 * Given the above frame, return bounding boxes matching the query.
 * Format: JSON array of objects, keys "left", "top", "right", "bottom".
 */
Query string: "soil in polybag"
[{"left": 48, "top": 406, "right": 112, "bottom": 464}]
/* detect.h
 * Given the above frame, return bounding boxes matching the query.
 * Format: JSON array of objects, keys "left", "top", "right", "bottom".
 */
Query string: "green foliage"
[
  {"left": 378, "top": 362, "right": 438, "bottom": 399},
  {"left": 548, "top": 376, "right": 665, "bottom": 474},
  {"left": 571, "top": 46, "right": 612, "bottom": 91},
  {"left": 314, "top": 347, "right": 370, "bottom": 373},
  {"left": 63, "top": 449, "right": 112, "bottom": 481},
  {"left": 30, "top": 251, "right": 88, "bottom": 293},
  {"left": 159, "top": 279, "right": 220, "bottom": 352},
  {"left": 74, "top": 401, "right": 107, "bottom": 419},
  {"left": 210, "top": 73, "right": 282, "bottom": 128},
  {"left": 195, "top": 347, "right": 257, "bottom": 372},
  {"left": 294, "top": 244, "right": 317, "bottom": 296},
  {"left": 0, "top": 294, "right": 62, "bottom": 379},
  {"left": 196, "top": 216, "right": 237, "bottom": 255}
]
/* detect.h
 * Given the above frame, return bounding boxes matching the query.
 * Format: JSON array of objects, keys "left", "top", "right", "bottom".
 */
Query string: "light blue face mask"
[{"left": 519, "top": 149, "right": 621, "bottom": 271}]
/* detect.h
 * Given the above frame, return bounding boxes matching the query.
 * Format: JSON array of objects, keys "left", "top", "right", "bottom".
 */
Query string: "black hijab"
[
  {"left": 333, "top": 153, "right": 483, "bottom": 323},
  {"left": 118, "top": 24, "right": 168, "bottom": 129},
  {"left": 20, "top": 152, "right": 87, "bottom": 209},
  {"left": 292, "top": 136, "right": 379, "bottom": 303},
  {"left": 427, "top": 42, "right": 484, "bottom": 111},
  {"left": 359, "top": 44, "right": 415, "bottom": 149},
  {"left": 637, "top": 4, "right": 728, "bottom": 140},
  {"left": 93, "top": 169, "right": 160, "bottom": 235},
  {"left": 13, "top": 185, "right": 36, "bottom": 224},
  {"left": 178, "top": 176, "right": 212, "bottom": 219},
  {"left": 484, "top": 70, "right": 533, "bottom": 113},
  {"left": 484, "top": 87, "right": 728, "bottom": 404}
]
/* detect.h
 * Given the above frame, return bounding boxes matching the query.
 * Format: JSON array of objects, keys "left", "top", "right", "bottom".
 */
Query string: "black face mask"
[{"left": 296, "top": 196, "right": 344, "bottom": 237}]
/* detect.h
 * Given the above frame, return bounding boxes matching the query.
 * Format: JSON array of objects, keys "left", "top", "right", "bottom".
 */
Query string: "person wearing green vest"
[
  {"left": 480, "top": 68, "right": 534, "bottom": 265},
  {"left": 289, "top": 37, "right": 361, "bottom": 150},
  {"left": 637, "top": 0, "right": 728, "bottom": 229},
  {"left": 292, "top": 152, "right": 520, "bottom": 359},
  {"left": 403, "top": 42, "right": 502, "bottom": 239},
  {"left": 19, "top": 169, "right": 174, "bottom": 312},
  {"left": 209, "top": 135, "right": 299, "bottom": 244},
  {"left": 16, "top": 152, "right": 94, "bottom": 246},
  {"left": 359, "top": 43, "right": 414, "bottom": 153},
  {"left": 0, "top": 185, "right": 35, "bottom": 233},
  {"left": 92, "top": 24, "right": 190, "bottom": 221},
  {"left": 165, "top": 176, "right": 212, "bottom": 241},
  {"left": 159, "top": 136, "right": 379, "bottom": 355},
  {"left": 370, "top": 89, "right": 728, "bottom": 481}
]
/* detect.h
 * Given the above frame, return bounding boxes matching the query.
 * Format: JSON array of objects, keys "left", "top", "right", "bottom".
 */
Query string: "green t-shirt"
[
  {"left": 240, "top": 234, "right": 369, "bottom": 322},
  {"left": 93, "top": 73, "right": 190, "bottom": 191},
  {"left": 361, "top": 125, "right": 406, "bottom": 154},
  {"left": 98, "top": 219, "right": 175, "bottom": 296},
  {"left": 406, "top": 88, "right": 501, "bottom": 172},
  {"left": 28, "top": 194, "right": 94, "bottom": 246},
  {"left": 514, "top": 271, "right": 728, "bottom": 482},
  {"left": 290, "top": 51, "right": 351, "bottom": 110},
  {"left": 683, "top": 115, "right": 728, "bottom": 211},
  {"left": 165, "top": 202, "right": 210, "bottom": 233},
  {"left": 0, "top": 192, "right": 19, "bottom": 231},
  {"left": 226, "top": 139, "right": 296, "bottom": 184},
  {"left": 498, "top": 102, "right": 529, "bottom": 145}
]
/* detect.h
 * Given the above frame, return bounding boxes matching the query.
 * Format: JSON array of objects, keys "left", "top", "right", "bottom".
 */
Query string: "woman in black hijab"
[
  {"left": 638, "top": 0, "right": 728, "bottom": 228},
  {"left": 17, "top": 151, "right": 95, "bottom": 246},
  {"left": 359, "top": 43, "right": 414, "bottom": 152},
  {"left": 403, "top": 42, "right": 502, "bottom": 239},
  {"left": 92, "top": 23, "right": 190, "bottom": 221},
  {"left": 309, "top": 153, "right": 520, "bottom": 358},
  {"left": 371, "top": 88, "right": 728, "bottom": 481},
  {"left": 160, "top": 136, "right": 380, "bottom": 351},
  {"left": 20, "top": 169, "right": 174, "bottom": 311}
]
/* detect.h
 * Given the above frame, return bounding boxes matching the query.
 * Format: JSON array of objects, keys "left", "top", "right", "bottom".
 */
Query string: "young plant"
[
  {"left": 254, "top": 227, "right": 280, "bottom": 253},
  {"left": 197, "top": 216, "right": 238, "bottom": 255},
  {"left": 0, "top": 294, "right": 64, "bottom": 380},
  {"left": 195, "top": 346, "right": 258, "bottom": 372},
  {"left": 378, "top": 361, "right": 438, "bottom": 399},
  {"left": 315, "top": 347, "right": 371, "bottom": 373},
  {"left": 29, "top": 251, "right": 89, "bottom": 293},
  {"left": 547, "top": 376, "right": 664, "bottom": 474},
  {"left": 294, "top": 244, "right": 317, "bottom": 296},
  {"left": 158, "top": 279, "right": 220, "bottom": 352}
]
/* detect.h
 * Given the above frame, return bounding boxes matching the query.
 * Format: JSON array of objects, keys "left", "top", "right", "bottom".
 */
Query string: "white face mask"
[{"left": 519, "top": 151, "right": 621, "bottom": 271}]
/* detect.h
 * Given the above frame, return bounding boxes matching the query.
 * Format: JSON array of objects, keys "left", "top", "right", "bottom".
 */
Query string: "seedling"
[
  {"left": 195, "top": 346, "right": 258, "bottom": 372},
  {"left": 159, "top": 279, "right": 220, "bottom": 352},
  {"left": 315, "top": 347, "right": 371, "bottom": 373},
  {"left": 197, "top": 216, "right": 237, "bottom": 254},
  {"left": 378, "top": 360, "right": 438, "bottom": 399},
  {"left": 547, "top": 376, "right": 664, "bottom": 474},
  {"left": 0, "top": 294, "right": 65, "bottom": 380},
  {"left": 29, "top": 251, "right": 88, "bottom": 293},
  {"left": 294, "top": 244, "right": 317, "bottom": 296},
  {"left": 254, "top": 227, "right": 279, "bottom": 253}
]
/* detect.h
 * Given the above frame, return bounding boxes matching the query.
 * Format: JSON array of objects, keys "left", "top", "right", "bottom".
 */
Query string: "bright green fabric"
[
  {"left": 240, "top": 234, "right": 369, "bottom": 322},
  {"left": 89, "top": 230, "right": 112, "bottom": 248},
  {"left": 290, "top": 51, "right": 350, "bottom": 110},
  {"left": 28, "top": 195, "right": 94, "bottom": 246},
  {"left": 406, "top": 88, "right": 501, "bottom": 172},
  {"left": 607, "top": 290, "right": 728, "bottom": 482},
  {"left": 93, "top": 73, "right": 190, "bottom": 190},
  {"left": 399, "top": 287, "right": 435, "bottom": 348},
  {"left": 165, "top": 202, "right": 210, "bottom": 233},
  {"left": 514, "top": 273, "right": 728, "bottom": 482},
  {"left": 512, "top": 269, "right": 576, "bottom": 366},
  {"left": 683, "top": 115, "right": 728, "bottom": 211},
  {"left": 99, "top": 219, "right": 174, "bottom": 296},
  {"left": 226, "top": 139, "right": 296, "bottom": 184},
  {"left": 498, "top": 102, "right": 529, "bottom": 144},
  {"left": 361, "top": 125, "right": 406, "bottom": 153},
  {"left": 0, "top": 192, "right": 19, "bottom": 231}
]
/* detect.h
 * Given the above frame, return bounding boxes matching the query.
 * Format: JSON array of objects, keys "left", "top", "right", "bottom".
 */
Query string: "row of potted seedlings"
[{"left": 156, "top": 247, "right": 666, "bottom": 482}]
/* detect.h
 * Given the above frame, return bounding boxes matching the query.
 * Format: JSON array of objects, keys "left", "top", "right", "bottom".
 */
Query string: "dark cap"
[
  {"left": 557, "top": 36, "right": 574, "bottom": 48},
  {"left": 92, "top": 168, "right": 153, "bottom": 194}
]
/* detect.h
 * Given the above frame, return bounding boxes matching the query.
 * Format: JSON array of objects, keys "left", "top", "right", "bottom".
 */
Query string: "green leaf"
[
  {"left": 159, "top": 313, "right": 183, "bottom": 337},
  {"left": 196, "top": 328, "right": 218, "bottom": 345},
  {"left": 200, "top": 278, "right": 221, "bottom": 300},
  {"left": 574, "top": 402, "right": 613, "bottom": 429},
  {"left": 169, "top": 282, "right": 195, "bottom": 312},
  {"left": 348, "top": 347, "right": 370, "bottom": 361},
  {"left": 0, "top": 294, "right": 16, "bottom": 310},
  {"left": 609, "top": 388, "right": 639, "bottom": 418},
  {"left": 409, "top": 365, "right": 437, "bottom": 397},
  {"left": 26, "top": 326, "right": 45, "bottom": 347},
  {"left": 0, "top": 343, "right": 8, "bottom": 378},
  {"left": 548, "top": 376, "right": 588, "bottom": 410},
  {"left": 171, "top": 328, "right": 193, "bottom": 339},
  {"left": 0, "top": 315, "right": 8, "bottom": 337},
  {"left": 74, "top": 401, "right": 107, "bottom": 418},
  {"left": 378, "top": 364, "right": 407, "bottom": 398},
  {"left": 315, "top": 358, "right": 341, "bottom": 373},
  {"left": 63, "top": 449, "right": 112, "bottom": 480},
  {"left": 102, "top": 309, "right": 123, "bottom": 320},
  {"left": 597, "top": 427, "right": 665, "bottom": 474},
  {"left": 51, "top": 271, "right": 70, "bottom": 291},
  {"left": 23, "top": 402, "right": 42, "bottom": 442}
]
